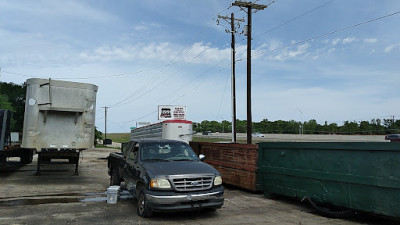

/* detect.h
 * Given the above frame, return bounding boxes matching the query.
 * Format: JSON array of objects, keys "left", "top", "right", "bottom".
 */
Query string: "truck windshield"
[{"left": 140, "top": 142, "right": 199, "bottom": 161}]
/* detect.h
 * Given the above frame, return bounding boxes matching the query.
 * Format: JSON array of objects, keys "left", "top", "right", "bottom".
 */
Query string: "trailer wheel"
[
  {"left": 20, "top": 151, "right": 33, "bottom": 164},
  {"left": 110, "top": 168, "right": 120, "bottom": 186},
  {"left": 137, "top": 186, "right": 153, "bottom": 218}
]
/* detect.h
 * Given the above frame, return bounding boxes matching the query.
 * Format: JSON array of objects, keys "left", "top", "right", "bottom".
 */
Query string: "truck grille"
[{"left": 172, "top": 176, "right": 214, "bottom": 191}]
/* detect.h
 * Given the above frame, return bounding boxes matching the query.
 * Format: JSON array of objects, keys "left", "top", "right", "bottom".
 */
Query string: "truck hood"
[{"left": 143, "top": 161, "right": 220, "bottom": 178}]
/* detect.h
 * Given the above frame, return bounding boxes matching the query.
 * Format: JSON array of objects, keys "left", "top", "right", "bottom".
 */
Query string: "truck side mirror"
[{"left": 199, "top": 154, "right": 205, "bottom": 161}]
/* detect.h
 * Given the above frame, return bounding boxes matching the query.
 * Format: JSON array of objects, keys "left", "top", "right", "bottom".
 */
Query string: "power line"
[
  {"left": 251, "top": 10, "right": 400, "bottom": 58},
  {"left": 253, "top": 0, "right": 336, "bottom": 39},
  {"left": 107, "top": 5, "right": 235, "bottom": 108},
  {"left": 1, "top": 4, "right": 235, "bottom": 83},
  {"left": 122, "top": 62, "right": 231, "bottom": 127},
  {"left": 0, "top": 67, "right": 162, "bottom": 80},
  {"left": 108, "top": 33, "right": 228, "bottom": 108},
  {"left": 152, "top": 59, "right": 230, "bottom": 105}
]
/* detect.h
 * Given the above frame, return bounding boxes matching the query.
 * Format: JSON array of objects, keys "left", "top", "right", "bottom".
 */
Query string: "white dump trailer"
[
  {"left": 130, "top": 120, "right": 193, "bottom": 143},
  {"left": 22, "top": 78, "right": 98, "bottom": 174}
]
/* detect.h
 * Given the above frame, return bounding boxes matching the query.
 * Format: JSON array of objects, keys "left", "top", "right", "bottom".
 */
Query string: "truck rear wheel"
[
  {"left": 110, "top": 169, "right": 120, "bottom": 186},
  {"left": 137, "top": 187, "right": 153, "bottom": 218}
]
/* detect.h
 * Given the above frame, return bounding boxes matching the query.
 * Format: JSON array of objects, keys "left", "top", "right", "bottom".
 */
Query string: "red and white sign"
[{"left": 158, "top": 105, "right": 186, "bottom": 121}]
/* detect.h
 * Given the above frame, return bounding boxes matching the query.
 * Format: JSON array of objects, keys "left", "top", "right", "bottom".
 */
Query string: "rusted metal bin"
[
  {"left": 190, "top": 142, "right": 258, "bottom": 191},
  {"left": 257, "top": 142, "right": 400, "bottom": 217}
]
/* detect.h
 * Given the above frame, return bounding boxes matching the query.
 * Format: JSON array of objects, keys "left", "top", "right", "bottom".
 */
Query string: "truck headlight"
[
  {"left": 214, "top": 176, "right": 222, "bottom": 186},
  {"left": 150, "top": 179, "right": 171, "bottom": 189}
]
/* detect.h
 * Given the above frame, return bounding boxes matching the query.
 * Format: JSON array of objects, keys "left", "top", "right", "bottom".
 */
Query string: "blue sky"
[{"left": 1, "top": 0, "right": 399, "bottom": 133}]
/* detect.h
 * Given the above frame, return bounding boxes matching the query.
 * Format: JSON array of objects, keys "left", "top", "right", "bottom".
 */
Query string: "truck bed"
[{"left": 107, "top": 152, "right": 125, "bottom": 178}]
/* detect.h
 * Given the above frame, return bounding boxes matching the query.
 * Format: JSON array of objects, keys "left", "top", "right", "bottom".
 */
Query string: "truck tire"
[
  {"left": 110, "top": 169, "right": 120, "bottom": 186},
  {"left": 137, "top": 186, "right": 153, "bottom": 218},
  {"left": 308, "top": 197, "right": 354, "bottom": 218}
]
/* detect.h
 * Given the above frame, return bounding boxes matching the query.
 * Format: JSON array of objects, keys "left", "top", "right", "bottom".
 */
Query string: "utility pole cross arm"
[{"left": 232, "top": 1, "right": 268, "bottom": 10}]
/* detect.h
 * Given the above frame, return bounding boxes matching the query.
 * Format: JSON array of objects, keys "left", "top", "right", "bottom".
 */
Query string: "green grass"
[
  {"left": 95, "top": 144, "right": 120, "bottom": 149},
  {"left": 192, "top": 137, "right": 231, "bottom": 143},
  {"left": 103, "top": 133, "right": 130, "bottom": 143}
]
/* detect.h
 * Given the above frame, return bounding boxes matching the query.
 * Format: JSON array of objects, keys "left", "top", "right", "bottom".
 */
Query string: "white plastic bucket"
[{"left": 107, "top": 185, "right": 120, "bottom": 204}]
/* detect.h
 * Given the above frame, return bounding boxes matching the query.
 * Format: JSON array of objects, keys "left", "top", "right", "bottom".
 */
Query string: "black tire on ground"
[
  {"left": 137, "top": 186, "right": 153, "bottom": 218},
  {"left": 308, "top": 197, "right": 355, "bottom": 218},
  {"left": 110, "top": 168, "right": 120, "bottom": 186}
]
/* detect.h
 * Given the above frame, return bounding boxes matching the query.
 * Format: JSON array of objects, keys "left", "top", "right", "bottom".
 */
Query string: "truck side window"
[
  {"left": 129, "top": 151, "right": 137, "bottom": 161},
  {"left": 127, "top": 144, "right": 139, "bottom": 164}
]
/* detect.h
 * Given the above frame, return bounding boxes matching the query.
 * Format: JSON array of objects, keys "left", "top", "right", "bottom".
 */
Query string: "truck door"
[{"left": 122, "top": 143, "right": 139, "bottom": 190}]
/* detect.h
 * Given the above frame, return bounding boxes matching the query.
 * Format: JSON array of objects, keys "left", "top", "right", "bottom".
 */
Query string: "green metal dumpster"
[{"left": 257, "top": 142, "right": 400, "bottom": 217}]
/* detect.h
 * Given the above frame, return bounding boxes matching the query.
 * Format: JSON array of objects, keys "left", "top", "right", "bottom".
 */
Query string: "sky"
[{"left": 0, "top": 0, "right": 399, "bottom": 133}]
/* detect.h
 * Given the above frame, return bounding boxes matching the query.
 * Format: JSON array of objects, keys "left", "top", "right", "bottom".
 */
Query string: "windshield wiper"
[{"left": 144, "top": 158, "right": 172, "bottom": 162}]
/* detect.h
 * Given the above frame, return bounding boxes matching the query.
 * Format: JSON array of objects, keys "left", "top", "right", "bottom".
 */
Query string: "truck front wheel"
[{"left": 137, "top": 187, "right": 153, "bottom": 218}]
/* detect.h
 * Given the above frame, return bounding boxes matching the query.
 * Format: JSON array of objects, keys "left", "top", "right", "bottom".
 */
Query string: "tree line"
[
  {"left": 2, "top": 81, "right": 398, "bottom": 135},
  {"left": 195, "top": 118, "right": 400, "bottom": 135},
  {"left": 0, "top": 81, "right": 26, "bottom": 132}
]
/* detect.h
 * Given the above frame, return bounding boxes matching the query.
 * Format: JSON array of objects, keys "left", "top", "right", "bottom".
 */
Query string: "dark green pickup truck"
[{"left": 108, "top": 139, "right": 224, "bottom": 217}]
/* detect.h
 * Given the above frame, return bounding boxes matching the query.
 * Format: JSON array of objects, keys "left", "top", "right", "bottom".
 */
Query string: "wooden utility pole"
[
  {"left": 217, "top": 13, "right": 244, "bottom": 143},
  {"left": 232, "top": 1, "right": 267, "bottom": 144},
  {"left": 102, "top": 106, "right": 109, "bottom": 144}
]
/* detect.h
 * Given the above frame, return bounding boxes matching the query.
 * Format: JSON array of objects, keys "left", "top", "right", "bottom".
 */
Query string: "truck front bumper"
[{"left": 145, "top": 186, "right": 224, "bottom": 212}]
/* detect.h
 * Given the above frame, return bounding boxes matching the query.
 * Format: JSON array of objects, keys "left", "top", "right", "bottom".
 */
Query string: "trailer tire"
[{"left": 20, "top": 151, "right": 33, "bottom": 164}]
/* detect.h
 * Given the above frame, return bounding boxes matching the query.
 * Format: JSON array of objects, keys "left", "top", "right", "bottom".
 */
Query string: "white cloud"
[
  {"left": 363, "top": 38, "right": 378, "bottom": 43},
  {"left": 133, "top": 22, "right": 163, "bottom": 31},
  {"left": 322, "top": 39, "right": 330, "bottom": 44},
  {"left": 182, "top": 42, "right": 230, "bottom": 64},
  {"left": 79, "top": 43, "right": 176, "bottom": 62},
  {"left": 328, "top": 37, "right": 357, "bottom": 46},
  {"left": 342, "top": 37, "right": 356, "bottom": 44},
  {"left": 384, "top": 43, "right": 400, "bottom": 53},
  {"left": 79, "top": 42, "right": 230, "bottom": 64},
  {"left": 134, "top": 25, "right": 147, "bottom": 31},
  {"left": 270, "top": 43, "right": 310, "bottom": 61},
  {"left": 331, "top": 38, "right": 341, "bottom": 46}
]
